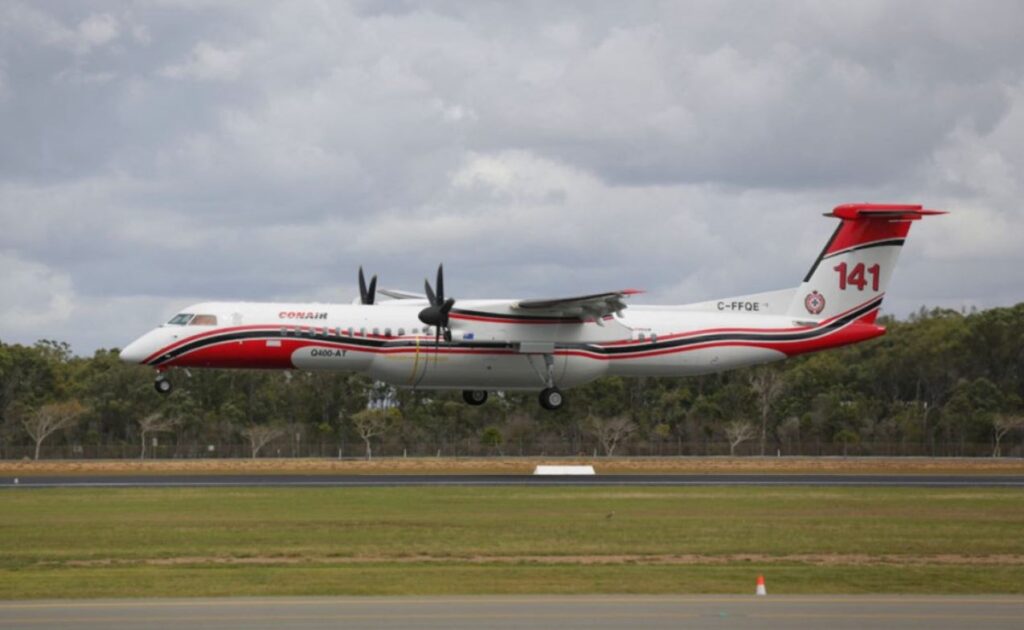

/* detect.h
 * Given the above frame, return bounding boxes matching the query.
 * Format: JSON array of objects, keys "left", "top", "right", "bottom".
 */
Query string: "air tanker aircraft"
[{"left": 120, "top": 204, "right": 942, "bottom": 410}]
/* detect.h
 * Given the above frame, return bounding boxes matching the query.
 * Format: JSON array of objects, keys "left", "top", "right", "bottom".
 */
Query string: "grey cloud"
[{"left": 0, "top": 1, "right": 1022, "bottom": 354}]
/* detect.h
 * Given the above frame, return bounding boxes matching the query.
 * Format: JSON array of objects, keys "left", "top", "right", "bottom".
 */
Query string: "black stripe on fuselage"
[{"left": 150, "top": 296, "right": 883, "bottom": 367}]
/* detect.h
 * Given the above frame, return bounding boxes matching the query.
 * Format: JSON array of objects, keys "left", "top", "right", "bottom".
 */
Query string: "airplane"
[{"left": 119, "top": 203, "right": 943, "bottom": 410}]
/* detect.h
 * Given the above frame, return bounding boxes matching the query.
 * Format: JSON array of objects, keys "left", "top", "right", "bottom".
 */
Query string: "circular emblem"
[{"left": 804, "top": 291, "right": 826, "bottom": 315}]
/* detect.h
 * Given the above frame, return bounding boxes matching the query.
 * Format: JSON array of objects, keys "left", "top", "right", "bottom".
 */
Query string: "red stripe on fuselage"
[{"left": 163, "top": 312, "right": 884, "bottom": 369}]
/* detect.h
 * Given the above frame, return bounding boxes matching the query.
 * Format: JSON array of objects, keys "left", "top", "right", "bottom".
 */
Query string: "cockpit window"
[
  {"left": 190, "top": 314, "right": 218, "bottom": 326},
  {"left": 167, "top": 313, "right": 194, "bottom": 325}
]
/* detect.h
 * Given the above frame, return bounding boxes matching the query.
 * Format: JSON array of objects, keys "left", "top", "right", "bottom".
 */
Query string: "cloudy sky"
[{"left": 1, "top": 1, "right": 1022, "bottom": 354}]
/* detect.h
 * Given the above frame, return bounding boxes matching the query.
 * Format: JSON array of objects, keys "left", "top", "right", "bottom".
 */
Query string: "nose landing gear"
[
  {"left": 462, "top": 390, "right": 488, "bottom": 406},
  {"left": 154, "top": 375, "right": 172, "bottom": 395}
]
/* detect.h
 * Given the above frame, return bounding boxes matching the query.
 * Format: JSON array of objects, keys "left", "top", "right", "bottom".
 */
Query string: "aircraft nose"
[{"left": 119, "top": 338, "right": 148, "bottom": 364}]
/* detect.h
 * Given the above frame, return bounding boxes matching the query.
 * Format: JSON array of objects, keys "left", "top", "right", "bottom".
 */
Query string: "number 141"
[{"left": 833, "top": 262, "right": 880, "bottom": 291}]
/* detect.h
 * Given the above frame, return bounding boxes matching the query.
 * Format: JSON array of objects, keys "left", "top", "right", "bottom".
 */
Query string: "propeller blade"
[
  {"left": 424, "top": 279, "right": 437, "bottom": 306},
  {"left": 367, "top": 275, "right": 377, "bottom": 305},
  {"left": 436, "top": 264, "right": 445, "bottom": 304},
  {"left": 358, "top": 267, "right": 378, "bottom": 305}
]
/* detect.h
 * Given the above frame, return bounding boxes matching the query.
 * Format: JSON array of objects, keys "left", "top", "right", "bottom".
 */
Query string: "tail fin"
[{"left": 787, "top": 203, "right": 945, "bottom": 323}]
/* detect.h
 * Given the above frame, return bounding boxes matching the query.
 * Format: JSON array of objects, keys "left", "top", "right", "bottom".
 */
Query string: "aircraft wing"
[
  {"left": 378, "top": 288, "right": 427, "bottom": 300},
  {"left": 511, "top": 289, "right": 641, "bottom": 321}
]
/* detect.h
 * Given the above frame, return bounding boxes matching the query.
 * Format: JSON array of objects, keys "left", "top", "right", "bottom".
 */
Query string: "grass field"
[{"left": 2, "top": 486, "right": 1023, "bottom": 598}]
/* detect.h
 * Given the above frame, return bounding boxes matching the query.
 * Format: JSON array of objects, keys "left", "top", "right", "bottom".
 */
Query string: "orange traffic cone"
[{"left": 755, "top": 574, "right": 767, "bottom": 596}]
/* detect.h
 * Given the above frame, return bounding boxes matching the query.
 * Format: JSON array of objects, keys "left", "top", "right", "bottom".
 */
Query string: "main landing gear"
[
  {"left": 462, "top": 390, "right": 488, "bottom": 406},
  {"left": 536, "top": 353, "right": 564, "bottom": 411},
  {"left": 539, "top": 387, "right": 565, "bottom": 411}
]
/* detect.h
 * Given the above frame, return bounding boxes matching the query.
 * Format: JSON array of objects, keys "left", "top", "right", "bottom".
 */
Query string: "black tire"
[
  {"left": 539, "top": 387, "right": 564, "bottom": 411},
  {"left": 154, "top": 378, "right": 172, "bottom": 395},
  {"left": 462, "top": 390, "right": 488, "bottom": 406}
]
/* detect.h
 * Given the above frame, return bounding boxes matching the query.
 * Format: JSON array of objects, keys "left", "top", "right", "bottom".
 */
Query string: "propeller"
[
  {"left": 419, "top": 264, "right": 456, "bottom": 348},
  {"left": 358, "top": 266, "right": 378, "bottom": 305}
]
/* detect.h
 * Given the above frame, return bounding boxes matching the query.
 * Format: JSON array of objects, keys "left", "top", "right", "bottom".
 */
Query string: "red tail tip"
[{"left": 827, "top": 203, "right": 947, "bottom": 220}]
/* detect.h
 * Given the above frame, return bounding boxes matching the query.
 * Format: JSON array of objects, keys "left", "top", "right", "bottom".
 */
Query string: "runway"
[
  {"left": 1, "top": 596, "right": 1022, "bottom": 629},
  {"left": 3, "top": 473, "right": 1024, "bottom": 488}
]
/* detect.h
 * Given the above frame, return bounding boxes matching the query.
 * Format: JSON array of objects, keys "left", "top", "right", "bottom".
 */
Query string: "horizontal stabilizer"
[{"left": 826, "top": 203, "right": 947, "bottom": 221}]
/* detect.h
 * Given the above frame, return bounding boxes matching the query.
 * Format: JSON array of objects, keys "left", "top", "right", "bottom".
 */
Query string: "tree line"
[{"left": 2, "top": 304, "right": 1023, "bottom": 459}]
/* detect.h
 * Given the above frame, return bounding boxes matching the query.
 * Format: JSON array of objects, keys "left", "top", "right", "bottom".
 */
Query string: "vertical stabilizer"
[{"left": 787, "top": 203, "right": 945, "bottom": 323}]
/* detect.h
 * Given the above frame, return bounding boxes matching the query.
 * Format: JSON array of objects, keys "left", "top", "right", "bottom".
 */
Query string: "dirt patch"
[
  {"left": 4, "top": 456, "right": 1024, "bottom": 477},
  {"left": 56, "top": 553, "right": 1024, "bottom": 568}
]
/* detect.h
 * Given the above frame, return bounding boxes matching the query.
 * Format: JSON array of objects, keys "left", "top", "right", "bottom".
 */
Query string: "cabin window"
[
  {"left": 190, "top": 314, "right": 218, "bottom": 326},
  {"left": 650, "top": 334, "right": 658, "bottom": 343},
  {"left": 167, "top": 313, "right": 194, "bottom": 326},
  {"left": 359, "top": 327, "right": 366, "bottom": 336},
  {"left": 637, "top": 333, "right": 646, "bottom": 342},
  {"left": 397, "top": 328, "right": 405, "bottom": 337},
  {"left": 372, "top": 327, "right": 380, "bottom": 337},
  {"left": 346, "top": 327, "right": 353, "bottom": 337},
  {"left": 280, "top": 327, "right": 288, "bottom": 336}
]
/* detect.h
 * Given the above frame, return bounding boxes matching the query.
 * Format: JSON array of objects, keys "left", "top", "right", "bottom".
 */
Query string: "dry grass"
[{"left": 2, "top": 456, "right": 1023, "bottom": 476}]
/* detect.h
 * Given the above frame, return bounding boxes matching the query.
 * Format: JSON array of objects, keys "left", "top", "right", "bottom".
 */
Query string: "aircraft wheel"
[
  {"left": 154, "top": 378, "right": 172, "bottom": 395},
  {"left": 539, "top": 387, "right": 564, "bottom": 411},
  {"left": 462, "top": 390, "right": 488, "bottom": 406}
]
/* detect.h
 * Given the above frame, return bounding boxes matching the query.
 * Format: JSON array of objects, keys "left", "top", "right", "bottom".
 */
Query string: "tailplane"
[{"left": 787, "top": 203, "right": 945, "bottom": 323}]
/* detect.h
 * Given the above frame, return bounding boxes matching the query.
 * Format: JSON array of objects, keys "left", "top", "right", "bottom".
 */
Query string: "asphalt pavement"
[{"left": 2, "top": 595, "right": 1022, "bottom": 629}]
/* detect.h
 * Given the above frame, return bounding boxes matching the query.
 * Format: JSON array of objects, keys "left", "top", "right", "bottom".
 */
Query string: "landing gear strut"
[
  {"left": 539, "top": 387, "right": 564, "bottom": 411},
  {"left": 462, "top": 390, "right": 488, "bottom": 406},
  {"left": 528, "top": 353, "right": 565, "bottom": 410},
  {"left": 154, "top": 376, "right": 172, "bottom": 395}
]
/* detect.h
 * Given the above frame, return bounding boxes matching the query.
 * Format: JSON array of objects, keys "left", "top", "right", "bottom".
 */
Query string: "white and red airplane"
[{"left": 120, "top": 203, "right": 943, "bottom": 410}]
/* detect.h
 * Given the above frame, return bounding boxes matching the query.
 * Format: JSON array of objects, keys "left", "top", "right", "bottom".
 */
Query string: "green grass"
[{"left": 1, "top": 487, "right": 1023, "bottom": 598}]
